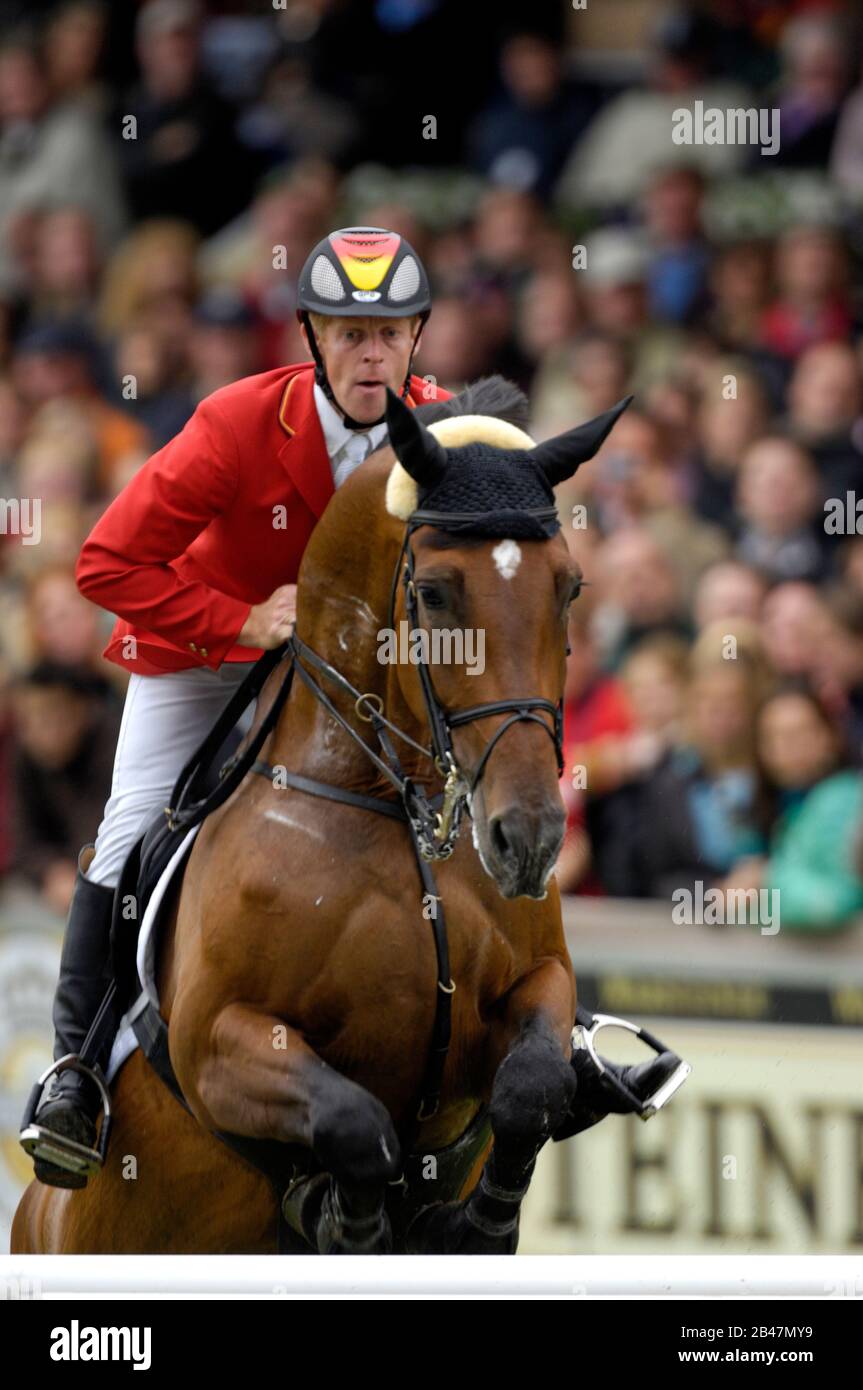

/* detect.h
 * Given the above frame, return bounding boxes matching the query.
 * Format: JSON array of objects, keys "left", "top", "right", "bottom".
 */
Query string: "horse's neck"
[{"left": 268, "top": 470, "right": 432, "bottom": 794}]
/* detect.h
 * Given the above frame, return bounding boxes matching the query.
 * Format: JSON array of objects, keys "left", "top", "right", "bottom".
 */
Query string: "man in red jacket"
[{"left": 22, "top": 228, "right": 451, "bottom": 1187}]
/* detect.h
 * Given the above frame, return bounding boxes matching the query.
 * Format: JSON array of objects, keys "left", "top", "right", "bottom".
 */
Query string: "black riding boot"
[{"left": 20, "top": 850, "right": 116, "bottom": 1189}]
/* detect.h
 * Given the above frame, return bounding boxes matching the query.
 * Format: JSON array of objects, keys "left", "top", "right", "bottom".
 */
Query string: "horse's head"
[{"left": 383, "top": 383, "right": 631, "bottom": 900}]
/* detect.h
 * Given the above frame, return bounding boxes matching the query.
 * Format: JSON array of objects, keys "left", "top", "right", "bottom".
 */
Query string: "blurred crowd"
[{"left": 1, "top": 0, "right": 863, "bottom": 930}]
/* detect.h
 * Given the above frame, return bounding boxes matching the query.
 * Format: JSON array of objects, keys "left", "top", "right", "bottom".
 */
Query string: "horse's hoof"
[
  {"left": 407, "top": 1200, "right": 518, "bottom": 1255},
  {"left": 315, "top": 1182, "right": 393, "bottom": 1254}
]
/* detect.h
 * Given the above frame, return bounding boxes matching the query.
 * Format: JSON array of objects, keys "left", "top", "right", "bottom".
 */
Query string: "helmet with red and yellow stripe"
[{"left": 297, "top": 227, "right": 431, "bottom": 318}]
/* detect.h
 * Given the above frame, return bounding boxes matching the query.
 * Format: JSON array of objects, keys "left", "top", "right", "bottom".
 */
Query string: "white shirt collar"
[{"left": 313, "top": 383, "right": 389, "bottom": 484}]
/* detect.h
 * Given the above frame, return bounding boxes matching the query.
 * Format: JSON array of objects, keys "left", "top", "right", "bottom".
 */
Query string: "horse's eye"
[
  {"left": 418, "top": 585, "right": 446, "bottom": 610},
  {"left": 568, "top": 581, "right": 583, "bottom": 604}
]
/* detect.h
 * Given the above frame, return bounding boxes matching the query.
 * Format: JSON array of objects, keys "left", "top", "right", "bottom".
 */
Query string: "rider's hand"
[{"left": 238, "top": 584, "right": 297, "bottom": 649}]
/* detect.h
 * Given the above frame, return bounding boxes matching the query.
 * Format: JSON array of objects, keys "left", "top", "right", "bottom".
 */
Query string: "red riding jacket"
[{"left": 76, "top": 363, "right": 451, "bottom": 675}]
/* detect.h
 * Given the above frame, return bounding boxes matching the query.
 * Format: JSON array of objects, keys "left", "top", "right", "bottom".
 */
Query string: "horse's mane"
[{"left": 414, "top": 375, "right": 529, "bottom": 431}]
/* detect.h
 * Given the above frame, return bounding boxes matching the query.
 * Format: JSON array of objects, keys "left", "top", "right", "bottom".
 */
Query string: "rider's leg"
[
  {"left": 29, "top": 846, "right": 116, "bottom": 1188},
  {"left": 25, "top": 662, "right": 255, "bottom": 1187}
]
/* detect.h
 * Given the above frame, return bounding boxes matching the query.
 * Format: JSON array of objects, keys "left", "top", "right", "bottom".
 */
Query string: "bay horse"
[{"left": 13, "top": 378, "right": 633, "bottom": 1255}]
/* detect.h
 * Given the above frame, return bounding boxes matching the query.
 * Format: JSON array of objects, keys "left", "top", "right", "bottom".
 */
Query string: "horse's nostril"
[
  {"left": 489, "top": 806, "right": 564, "bottom": 874},
  {"left": 489, "top": 815, "right": 511, "bottom": 862}
]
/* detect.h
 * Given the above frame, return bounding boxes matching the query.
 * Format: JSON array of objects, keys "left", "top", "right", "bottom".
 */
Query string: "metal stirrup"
[
  {"left": 571, "top": 1010, "right": 691, "bottom": 1121},
  {"left": 19, "top": 1054, "right": 113, "bottom": 1176}
]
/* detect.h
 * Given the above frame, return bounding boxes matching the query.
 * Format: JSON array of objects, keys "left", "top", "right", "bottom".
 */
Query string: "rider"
[{"left": 21, "top": 227, "right": 449, "bottom": 1188}]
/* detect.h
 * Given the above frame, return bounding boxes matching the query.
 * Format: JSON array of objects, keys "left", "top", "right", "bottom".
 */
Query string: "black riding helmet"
[{"left": 296, "top": 227, "right": 432, "bottom": 429}]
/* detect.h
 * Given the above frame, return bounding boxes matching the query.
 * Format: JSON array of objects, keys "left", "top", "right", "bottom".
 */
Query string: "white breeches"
[{"left": 87, "top": 663, "right": 256, "bottom": 889}]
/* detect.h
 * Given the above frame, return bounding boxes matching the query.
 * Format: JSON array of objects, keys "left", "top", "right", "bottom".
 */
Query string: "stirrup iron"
[
  {"left": 19, "top": 1053, "right": 113, "bottom": 1177},
  {"left": 572, "top": 1009, "right": 691, "bottom": 1120}
]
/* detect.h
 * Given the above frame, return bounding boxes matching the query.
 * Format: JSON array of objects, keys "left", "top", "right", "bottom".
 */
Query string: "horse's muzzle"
[{"left": 483, "top": 802, "right": 565, "bottom": 899}]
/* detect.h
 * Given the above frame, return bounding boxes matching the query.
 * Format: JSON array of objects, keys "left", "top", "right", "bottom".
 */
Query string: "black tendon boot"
[{"left": 19, "top": 848, "right": 116, "bottom": 1188}]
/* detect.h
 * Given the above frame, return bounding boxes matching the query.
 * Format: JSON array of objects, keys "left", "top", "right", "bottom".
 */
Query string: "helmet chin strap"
[{"left": 301, "top": 312, "right": 426, "bottom": 431}]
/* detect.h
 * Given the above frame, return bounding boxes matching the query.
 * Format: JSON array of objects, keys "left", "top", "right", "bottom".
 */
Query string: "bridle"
[
  {"left": 276, "top": 512, "right": 566, "bottom": 865},
  {"left": 386, "top": 518, "right": 565, "bottom": 848}
]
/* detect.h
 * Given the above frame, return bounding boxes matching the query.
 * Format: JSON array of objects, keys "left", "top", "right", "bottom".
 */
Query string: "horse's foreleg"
[
  {"left": 411, "top": 960, "right": 575, "bottom": 1254},
  {"left": 175, "top": 1001, "right": 401, "bottom": 1252}
]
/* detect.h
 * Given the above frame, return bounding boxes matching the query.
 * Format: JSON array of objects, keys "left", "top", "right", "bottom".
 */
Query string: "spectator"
[
  {"left": 759, "top": 225, "right": 852, "bottom": 362},
  {"left": 763, "top": 13, "right": 850, "bottom": 170},
  {"left": 43, "top": 1, "right": 110, "bottom": 117},
  {"left": 580, "top": 635, "right": 692, "bottom": 897},
  {"left": 531, "top": 330, "right": 630, "bottom": 443},
  {"left": 574, "top": 407, "right": 729, "bottom": 602},
  {"left": 11, "top": 320, "right": 150, "bottom": 494},
  {"left": 641, "top": 165, "right": 710, "bottom": 325},
  {"left": 116, "top": 0, "right": 253, "bottom": 236},
  {"left": 840, "top": 538, "right": 863, "bottom": 603},
  {"left": 830, "top": 45, "right": 863, "bottom": 195},
  {"left": 515, "top": 268, "right": 581, "bottom": 377},
  {"left": 25, "top": 564, "right": 111, "bottom": 677},
  {"left": 735, "top": 436, "right": 827, "bottom": 583},
  {"left": 0, "top": 31, "right": 124, "bottom": 288},
  {"left": 811, "top": 585, "right": 863, "bottom": 757},
  {"left": 98, "top": 217, "right": 199, "bottom": 339},
  {"left": 9, "top": 661, "right": 120, "bottom": 914},
  {"left": 579, "top": 228, "right": 685, "bottom": 394},
  {"left": 235, "top": 47, "right": 355, "bottom": 170},
  {"left": 556, "top": 6, "right": 751, "bottom": 212},
  {"left": 414, "top": 297, "right": 495, "bottom": 391},
  {"left": 591, "top": 527, "right": 690, "bottom": 670},
  {"left": 689, "top": 364, "right": 770, "bottom": 530},
  {"left": 471, "top": 187, "right": 545, "bottom": 290},
  {"left": 112, "top": 319, "right": 194, "bottom": 448},
  {"left": 761, "top": 580, "right": 832, "bottom": 680},
  {"left": 707, "top": 241, "right": 773, "bottom": 354},
  {"left": 694, "top": 559, "right": 768, "bottom": 630},
  {"left": 786, "top": 341, "right": 863, "bottom": 501},
  {"left": 557, "top": 606, "right": 634, "bottom": 894},
  {"left": 721, "top": 684, "right": 863, "bottom": 931},
  {"left": 632, "top": 654, "right": 767, "bottom": 899},
  {"left": 25, "top": 206, "right": 103, "bottom": 325},
  {"left": 467, "top": 31, "right": 602, "bottom": 199},
  {"left": 187, "top": 289, "right": 261, "bottom": 402},
  {"left": 0, "top": 372, "right": 27, "bottom": 492}
]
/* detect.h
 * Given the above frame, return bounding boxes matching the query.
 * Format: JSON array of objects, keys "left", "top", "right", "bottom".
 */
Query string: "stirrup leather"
[{"left": 19, "top": 1054, "right": 113, "bottom": 1177}]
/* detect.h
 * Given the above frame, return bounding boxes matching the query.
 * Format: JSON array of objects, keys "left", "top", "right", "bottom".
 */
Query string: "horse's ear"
[
  {"left": 530, "top": 395, "right": 634, "bottom": 487},
  {"left": 385, "top": 388, "right": 449, "bottom": 490}
]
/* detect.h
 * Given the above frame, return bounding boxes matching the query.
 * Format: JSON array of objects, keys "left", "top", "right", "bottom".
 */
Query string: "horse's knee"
[
  {"left": 490, "top": 1018, "right": 575, "bottom": 1151},
  {"left": 309, "top": 1072, "right": 401, "bottom": 1186}
]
